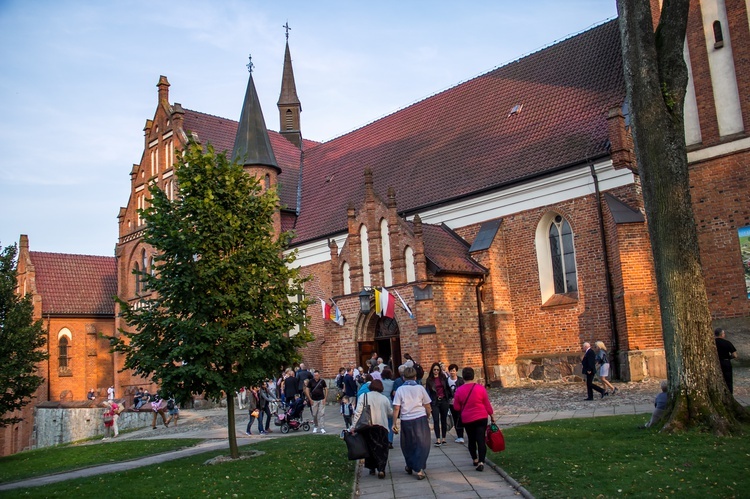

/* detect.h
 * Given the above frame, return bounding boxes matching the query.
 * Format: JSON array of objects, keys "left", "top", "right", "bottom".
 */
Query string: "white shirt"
[
  {"left": 107, "top": 387, "right": 114, "bottom": 400},
  {"left": 393, "top": 382, "right": 431, "bottom": 421},
  {"left": 352, "top": 391, "right": 393, "bottom": 429}
]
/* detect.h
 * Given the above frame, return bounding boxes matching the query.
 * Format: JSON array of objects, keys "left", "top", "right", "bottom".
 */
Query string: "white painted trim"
[
  {"left": 701, "top": 0, "right": 744, "bottom": 136},
  {"left": 687, "top": 136, "right": 750, "bottom": 163},
  {"left": 135, "top": 184, "right": 145, "bottom": 193},
  {"left": 287, "top": 161, "right": 635, "bottom": 268},
  {"left": 162, "top": 131, "right": 173, "bottom": 139},
  {"left": 162, "top": 170, "right": 174, "bottom": 179},
  {"left": 414, "top": 160, "right": 633, "bottom": 228},
  {"left": 148, "top": 139, "right": 159, "bottom": 148}
]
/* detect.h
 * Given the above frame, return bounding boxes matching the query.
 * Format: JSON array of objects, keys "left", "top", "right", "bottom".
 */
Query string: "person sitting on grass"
[{"left": 640, "top": 380, "right": 668, "bottom": 429}]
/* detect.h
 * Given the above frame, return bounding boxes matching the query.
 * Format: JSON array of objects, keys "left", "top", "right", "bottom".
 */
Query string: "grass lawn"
[
  {"left": 490, "top": 415, "right": 750, "bottom": 498},
  {"left": 1, "top": 435, "right": 354, "bottom": 498},
  {"left": 0, "top": 439, "right": 203, "bottom": 484}
]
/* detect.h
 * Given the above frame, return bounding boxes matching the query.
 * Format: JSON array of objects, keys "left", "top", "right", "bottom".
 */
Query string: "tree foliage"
[
  {"left": 111, "top": 142, "right": 311, "bottom": 456},
  {"left": 0, "top": 243, "right": 48, "bottom": 427},
  {"left": 617, "top": 0, "right": 748, "bottom": 433}
]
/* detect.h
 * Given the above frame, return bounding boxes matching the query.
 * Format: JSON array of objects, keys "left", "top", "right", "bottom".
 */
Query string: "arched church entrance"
[{"left": 357, "top": 316, "right": 401, "bottom": 372}]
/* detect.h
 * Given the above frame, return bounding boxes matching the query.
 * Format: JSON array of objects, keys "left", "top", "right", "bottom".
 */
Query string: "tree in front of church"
[
  {"left": 617, "top": 0, "right": 748, "bottom": 433},
  {"left": 0, "top": 243, "right": 48, "bottom": 427},
  {"left": 112, "top": 142, "right": 311, "bottom": 458}
]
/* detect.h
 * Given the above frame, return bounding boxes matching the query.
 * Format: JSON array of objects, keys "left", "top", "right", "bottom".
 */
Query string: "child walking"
[{"left": 340, "top": 395, "right": 353, "bottom": 429}]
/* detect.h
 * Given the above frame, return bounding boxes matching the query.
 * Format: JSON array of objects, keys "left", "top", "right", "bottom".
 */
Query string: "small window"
[
  {"left": 342, "top": 261, "right": 351, "bottom": 295},
  {"left": 134, "top": 262, "right": 141, "bottom": 294},
  {"left": 549, "top": 215, "right": 578, "bottom": 294},
  {"left": 285, "top": 109, "right": 294, "bottom": 130},
  {"left": 58, "top": 336, "right": 70, "bottom": 369},
  {"left": 404, "top": 246, "right": 416, "bottom": 283},
  {"left": 713, "top": 20, "right": 724, "bottom": 49},
  {"left": 264, "top": 174, "right": 271, "bottom": 190}
]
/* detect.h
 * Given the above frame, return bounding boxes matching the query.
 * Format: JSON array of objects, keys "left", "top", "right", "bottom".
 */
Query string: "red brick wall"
[{"left": 690, "top": 149, "right": 750, "bottom": 319}]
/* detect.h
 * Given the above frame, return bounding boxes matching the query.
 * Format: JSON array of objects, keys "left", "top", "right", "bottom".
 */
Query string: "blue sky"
[{"left": 0, "top": 1, "right": 617, "bottom": 256}]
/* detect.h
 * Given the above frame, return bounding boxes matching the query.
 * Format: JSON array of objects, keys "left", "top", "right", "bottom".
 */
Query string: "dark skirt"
[
  {"left": 400, "top": 416, "right": 430, "bottom": 472},
  {"left": 360, "top": 424, "right": 390, "bottom": 472}
]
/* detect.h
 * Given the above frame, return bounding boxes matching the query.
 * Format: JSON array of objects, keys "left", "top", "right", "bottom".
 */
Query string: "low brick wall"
[{"left": 34, "top": 407, "right": 151, "bottom": 449}]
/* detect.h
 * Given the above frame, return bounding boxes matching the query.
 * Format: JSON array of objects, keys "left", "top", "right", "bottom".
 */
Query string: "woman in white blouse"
[{"left": 351, "top": 379, "right": 393, "bottom": 479}]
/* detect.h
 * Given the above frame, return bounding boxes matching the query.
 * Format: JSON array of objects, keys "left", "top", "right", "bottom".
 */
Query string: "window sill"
[{"left": 541, "top": 293, "right": 578, "bottom": 309}]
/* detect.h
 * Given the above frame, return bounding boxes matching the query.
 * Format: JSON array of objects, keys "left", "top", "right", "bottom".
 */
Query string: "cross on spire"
[
  {"left": 246, "top": 54, "right": 254, "bottom": 73},
  {"left": 283, "top": 21, "right": 291, "bottom": 41}
]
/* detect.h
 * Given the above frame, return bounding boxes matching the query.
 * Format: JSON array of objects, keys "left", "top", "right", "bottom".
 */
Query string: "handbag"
[
  {"left": 103, "top": 413, "right": 114, "bottom": 426},
  {"left": 250, "top": 409, "right": 259, "bottom": 418},
  {"left": 354, "top": 394, "right": 372, "bottom": 431},
  {"left": 446, "top": 412, "right": 454, "bottom": 432},
  {"left": 343, "top": 430, "right": 370, "bottom": 460},
  {"left": 485, "top": 423, "right": 505, "bottom": 452}
]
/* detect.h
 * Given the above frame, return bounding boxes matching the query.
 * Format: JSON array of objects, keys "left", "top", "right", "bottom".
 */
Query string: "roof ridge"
[
  {"left": 30, "top": 250, "right": 115, "bottom": 259},
  {"left": 183, "top": 107, "right": 237, "bottom": 124},
  {"left": 315, "top": 17, "right": 618, "bottom": 144}
]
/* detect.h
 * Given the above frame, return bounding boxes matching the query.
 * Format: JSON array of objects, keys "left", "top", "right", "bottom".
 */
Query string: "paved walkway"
[{"left": 3, "top": 397, "right": 748, "bottom": 497}]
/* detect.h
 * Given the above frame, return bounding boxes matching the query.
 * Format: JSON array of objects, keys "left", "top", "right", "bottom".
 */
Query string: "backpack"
[
  {"left": 413, "top": 361, "right": 425, "bottom": 380},
  {"left": 167, "top": 398, "right": 175, "bottom": 410}
]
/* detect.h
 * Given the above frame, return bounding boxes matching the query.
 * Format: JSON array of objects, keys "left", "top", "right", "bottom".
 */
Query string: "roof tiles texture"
[
  {"left": 178, "top": 21, "right": 623, "bottom": 249},
  {"left": 292, "top": 20, "right": 623, "bottom": 243},
  {"left": 420, "top": 224, "right": 486, "bottom": 275},
  {"left": 29, "top": 252, "right": 117, "bottom": 316}
]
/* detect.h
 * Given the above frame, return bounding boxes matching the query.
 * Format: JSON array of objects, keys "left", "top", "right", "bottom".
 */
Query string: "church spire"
[
  {"left": 232, "top": 55, "right": 280, "bottom": 173},
  {"left": 278, "top": 23, "right": 302, "bottom": 148}
]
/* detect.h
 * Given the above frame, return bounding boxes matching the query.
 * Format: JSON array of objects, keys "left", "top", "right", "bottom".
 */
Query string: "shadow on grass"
[
  {"left": 0, "top": 435, "right": 354, "bottom": 498},
  {"left": 490, "top": 415, "right": 749, "bottom": 498},
  {"left": 0, "top": 439, "right": 203, "bottom": 484}
]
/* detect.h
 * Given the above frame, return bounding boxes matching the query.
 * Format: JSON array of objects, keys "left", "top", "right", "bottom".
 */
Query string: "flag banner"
[
  {"left": 393, "top": 289, "right": 415, "bottom": 319},
  {"left": 374, "top": 288, "right": 382, "bottom": 316},
  {"left": 331, "top": 299, "right": 345, "bottom": 326},
  {"left": 320, "top": 298, "right": 331, "bottom": 321},
  {"left": 380, "top": 287, "right": 396, "bottom": 319}
]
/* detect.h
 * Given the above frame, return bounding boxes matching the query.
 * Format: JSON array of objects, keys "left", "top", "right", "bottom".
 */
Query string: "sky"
[{"left": 0, "top": 1, "right": 617, "bottom": 257}]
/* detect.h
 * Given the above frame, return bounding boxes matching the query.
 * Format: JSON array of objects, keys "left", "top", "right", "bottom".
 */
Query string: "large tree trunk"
[
  {"left": 227, "top": 392, "right": 239, "bottom": 458},
  {"left": 617, "top": 0, "right": 747, "bottom": 434}
]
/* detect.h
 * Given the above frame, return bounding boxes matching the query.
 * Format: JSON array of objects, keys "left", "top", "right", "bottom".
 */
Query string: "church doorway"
[{"left": 358, "top": 316, "right": 401, "bottom": 372}]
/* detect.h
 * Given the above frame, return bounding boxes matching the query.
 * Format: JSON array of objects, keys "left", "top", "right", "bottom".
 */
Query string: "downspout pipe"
[
  {"left": 589, "top": 162, "right": 620, "bottom": 376},
  {"left": 475, "top": 276, "right": 492, "bottom": 387}
]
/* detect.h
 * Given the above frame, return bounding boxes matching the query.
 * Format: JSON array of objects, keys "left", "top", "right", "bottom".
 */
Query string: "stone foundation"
[
  {"left": 618, "top": 348, "right": 666, "bottom": 381},
  {"left": 34, "top": 406, "right": 151, "bottom": 449}
]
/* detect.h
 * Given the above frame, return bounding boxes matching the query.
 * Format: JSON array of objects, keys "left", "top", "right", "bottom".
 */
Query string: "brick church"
[
  {"left": 115, "top": 0, "right": 749, "bottom": 389},
  {"left": 5, "top": 0, "right": 749, "bottom": 455}
]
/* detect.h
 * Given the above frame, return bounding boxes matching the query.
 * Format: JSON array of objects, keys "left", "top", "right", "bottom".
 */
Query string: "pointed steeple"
[
  {"left": 278, "top": 35, "right": 302, "bottom": 148},
  {"left": 232, "top": 57, "right": 281, "bottom": 173}
]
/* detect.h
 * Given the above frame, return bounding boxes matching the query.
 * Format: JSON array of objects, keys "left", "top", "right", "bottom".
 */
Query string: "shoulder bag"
[{"left": 354, "top": 393, "right": 372, "bottom": 431}]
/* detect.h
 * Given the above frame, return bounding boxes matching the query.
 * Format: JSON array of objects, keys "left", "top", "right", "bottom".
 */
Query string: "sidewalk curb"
[{"left": 486, "top": 457, "right": 535, "bottom": 499}]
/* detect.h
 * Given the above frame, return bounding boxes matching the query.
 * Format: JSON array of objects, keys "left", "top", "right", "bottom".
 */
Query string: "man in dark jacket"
[
  {"left": 296, "top": 363, "right": 314, "bottom": 393},
  {"left": 715, "top": 328, "right": 738, "bottom": 393},
  {"left": 343, "top": 367, "right": 358, "bottom": 398},
  {"left": 582, "top": 342, "right": 606, "bottom": 400}
]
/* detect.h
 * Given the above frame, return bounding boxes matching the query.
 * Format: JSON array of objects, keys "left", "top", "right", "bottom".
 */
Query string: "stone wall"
[{"left": 34, "top": 408, "right": 151, "bottom": 449}]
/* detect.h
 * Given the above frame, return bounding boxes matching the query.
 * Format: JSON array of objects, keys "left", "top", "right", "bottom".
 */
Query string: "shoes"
[
  {"left": 378, "top": 471, "right": 385, "bottom": 479},
  {"left": 152, "top": 427, "right": 157, "bottom": 430},
  {"left": 601, "top": 391, "right": 609, "bottom": 398},
  {"left": 455, "top": 437, "right": 465, "bottom": 443},
  {"left": 405, "top": 466, "right": 413, "bottom": 475},
  {"left": 473, "top": 459, "right": 479, "bottom": 466},
  {"left": 435, "top": 441, "right": 442, "bottom": 447},
  {"left": 388, "top": 443, "right": 394, "bottom": 449},
  {"left": 102, "top": 437, "right": 109, "bottom": 440},
  {"left": 260, "top": 431, "right": 266, "bottom": 435},
  {"left": 313, "top": 427, "right": 318, "bottom": 433},
  {"left": 476, "top": 463, "right": 484, "bottom": 472},
  {"left": 320, "top": 429, "right": 326, "bottom": 434},
  {"left": 583, "top": 398, "right": 594, "bottom": 401},
  {"left": 613, "top": 388, "right": 619, "bottom": 395},
  {"left": 245, "top": 431, "right": 252, "bottom": 436},
  {"left": 266, "top": 428, "right": 273, "bottom": 433},
  {"left": 417, "top": 471, "right": 426, "bottom": 480}
]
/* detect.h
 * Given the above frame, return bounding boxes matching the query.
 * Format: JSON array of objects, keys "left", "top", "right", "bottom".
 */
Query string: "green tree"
[
  {"left": 0, "top": 243, "right": 48, "bottom": 427},
  {"left": 617, "top": 0, "right": 747, "bottom": 433},
  {"left": 112, "top": 142, "right": 311, "bottom": 458}
]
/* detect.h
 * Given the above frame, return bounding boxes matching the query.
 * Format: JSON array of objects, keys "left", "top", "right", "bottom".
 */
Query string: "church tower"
[
  {"left": 277, "top": 23, "right": 302, "bottom": 148},
  {"left": 232, "top": 56, "right": 282, "bottom": 235}
]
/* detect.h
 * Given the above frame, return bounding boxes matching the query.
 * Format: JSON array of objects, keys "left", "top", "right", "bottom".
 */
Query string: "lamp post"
[{"left": 359, "top": 288, "right": 373, "bottom": 315}]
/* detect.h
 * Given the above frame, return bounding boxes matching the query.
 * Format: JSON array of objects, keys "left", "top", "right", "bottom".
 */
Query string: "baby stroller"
[{"left": 274, "top": 397, "right": 311, "bottom": 434}]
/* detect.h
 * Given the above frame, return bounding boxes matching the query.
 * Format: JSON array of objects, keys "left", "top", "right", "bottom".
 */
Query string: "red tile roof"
[
  {"left": 177, "top": 20, "right": 623, "bottom": 246},
  {"left": 292, "top": 20, "right": 623, "bottom": 243},
  {"left": 421, "top": 224, "right": 486, "bottom": 275},
  {"left": 29, "top": 252, "right": 117, "bottom": 316},
  {"left": 182, "top": 109, "right": 317, "bottom": 211}
]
